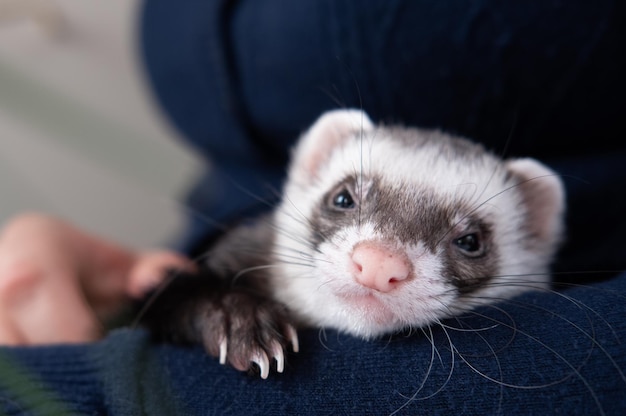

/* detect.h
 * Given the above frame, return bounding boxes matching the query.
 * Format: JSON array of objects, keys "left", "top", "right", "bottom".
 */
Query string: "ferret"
[{"left": 140, "top": 109, "right": 565, "bottom": 379}]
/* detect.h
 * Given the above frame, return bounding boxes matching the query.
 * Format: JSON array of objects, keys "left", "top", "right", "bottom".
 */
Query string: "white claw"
[
  {"left": 271, "top": 341, "right": 284, "bottom": 373},
  {"left": 252, "top": 351, "right": 270, "bottom": 379},
  {"left": 218, "top": 338, "right": 227, "bottom": 365},
  {"left": 286, "top": 324, "right": 299, "bottom": 353}
]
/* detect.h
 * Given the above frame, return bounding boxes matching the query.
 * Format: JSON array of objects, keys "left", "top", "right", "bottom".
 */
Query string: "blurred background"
[{"left": 0, "top": 0, "right": 202, "bottom": 248}]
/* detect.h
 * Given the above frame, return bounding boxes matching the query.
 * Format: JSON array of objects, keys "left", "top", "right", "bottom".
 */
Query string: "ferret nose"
[{"left": 351, "top": 243, "right": 411, "bottom": 292}]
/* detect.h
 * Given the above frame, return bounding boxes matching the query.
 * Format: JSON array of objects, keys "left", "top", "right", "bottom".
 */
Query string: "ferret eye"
[
  {"left": 332, "top": 189, "right": 356, "bottom": 209},
  {"left": 454, "top": 233, "right": 482, "bottom": 256}
]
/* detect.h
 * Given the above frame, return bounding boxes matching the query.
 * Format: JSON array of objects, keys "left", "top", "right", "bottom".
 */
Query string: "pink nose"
[{"left": 351, "top": 243, "right": 411, "bottom": 292}]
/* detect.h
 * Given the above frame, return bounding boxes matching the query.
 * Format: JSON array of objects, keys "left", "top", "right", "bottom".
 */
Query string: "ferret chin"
[{"left": 270, "top": 109, "right": 565, "bottom": 339}]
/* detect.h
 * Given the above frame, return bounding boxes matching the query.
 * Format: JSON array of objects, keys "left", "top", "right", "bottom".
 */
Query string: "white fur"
[{"left": 270, "top": 110, "right": 564, "bottom": 338}]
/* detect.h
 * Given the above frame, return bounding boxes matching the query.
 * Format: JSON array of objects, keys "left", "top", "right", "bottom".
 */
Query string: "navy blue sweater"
[{"left": 1, "top": 0, "right": 625, "bottom": 414}]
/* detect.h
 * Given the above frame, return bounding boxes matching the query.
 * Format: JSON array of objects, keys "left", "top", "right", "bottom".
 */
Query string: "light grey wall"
[{"left": 0, "top": 1, "right": 203, "bottom": 249}]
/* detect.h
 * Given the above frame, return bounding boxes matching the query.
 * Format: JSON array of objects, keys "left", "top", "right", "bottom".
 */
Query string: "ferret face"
[{"left": 272, "top": 110, "right": 565, "bottom": 339}]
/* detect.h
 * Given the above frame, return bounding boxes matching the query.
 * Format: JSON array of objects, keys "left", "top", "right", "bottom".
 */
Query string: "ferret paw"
[{"left": 197, "top": 291, "right": 299, "bottom": 379}]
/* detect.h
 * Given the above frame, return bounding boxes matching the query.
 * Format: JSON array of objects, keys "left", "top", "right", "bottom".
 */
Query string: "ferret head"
[{"left": 272, "top": 110, "right": 565, "bottom": 338}]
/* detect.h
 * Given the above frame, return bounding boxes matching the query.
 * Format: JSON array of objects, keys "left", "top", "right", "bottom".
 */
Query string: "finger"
[
  {"left": 0, "top": 312, "right": 27, "bottom": 345},
  {"left": 0, "top": 253, "right": 98, "bottom": 344},
  {"left": 10, "top": 271, "right": 102, "bottom": 344},
  {"left": 126, "top": 250, "right": 196, "bottom": 298}
]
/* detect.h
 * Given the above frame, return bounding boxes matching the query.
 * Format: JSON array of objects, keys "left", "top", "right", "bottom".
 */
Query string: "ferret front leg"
[{"left": 138, "top": 272, "right": 299, "bottom": 378}]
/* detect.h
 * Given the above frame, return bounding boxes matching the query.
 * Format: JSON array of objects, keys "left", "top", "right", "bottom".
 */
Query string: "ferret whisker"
[
  {"left": 366, "top": 128, "right": 377, "bottom": 180},
  {"left": 267, "top": 243, "right": 318, "bottom": 258},
  {"left": 455, "top": 317, "right": 506, "bottom": 413},
  {"left": 278, "top": 214, "right": 318, "bottom": 238},
  {"left": 131, "top": 266, "right": 189, "bottom": 329},
  {"left": 260, "top": 244, "right": 317, "bottom": 260},
  {"left": 390, "top": 325, "right": 438, "bottom": 416},
  {"left": 471, "top": 291, "right": 600, "bottom": 337},
  {"left": 277, "top": 210, "right": 312, "bottom": 233},
  {"left": 281, "top": 195, "right": 334, "bottom": 244},
  {"left": 466, "top": 279, "right": 624, "bottom": 326},
  {"left": 268, "top": 223, "right": 320, "bottom": 253},
  {"left": 455, "top": 304, "right": 520, "bottom": 357},
  {"left": 226, "top": 177, "right": 280, "bottom": 211},
  {"left": 438, "top": 321, "right": 500, "bottom": 333},
  {"left": 473, "top": 174, "right": 562, "bottom": 214},
  {"left": 456, "top": 308, "right": 605, "bottom": 413},
  {"left": 270, "top": 254, "right": 316, "bottom": 266},
  {"left": 231, "top": 264, "right": 289, "bottom": 284},
  {"left": 402, "top": 325, "right": 415, "bottom": 338},
  {"left": 451, "top": 278, "right": 623, "bottom": 342},
  {"left": 267, "top": 203, "right": 329, "bottom": 250},
  {"left": 422, "top": 325, "right": 444, "bottom": 368},
  {"left": 472, "top": 164, "right": 505, "bottom": 212},
  {"left": 431, "top": 289, "right": 608, "bottom": 398},
  {"left": 417, "top": 322, "right": 456, "bottom": 401},
  {"left": 550, "top": 269, "right": 626, "bottom": 279},
  {"left": 461, "top": 309, "right": 587, "bottom": 386},
  {"left": 458, "top": 300, "right": 616, "bottom": 413},
  {"left": 266, "top": 217, "right": 311, "bottom": 242},
  {"left": 452, "top": 181, "right": 480, "bottom": 203},
  {"left": 314, "top": 279, "right": 342, "bottom": 293},
  {"left": 436, "top": 173, "right": 563, "bottom": 248},
  {"left": 265, "top": 184, "right": 286, "bottom": 201},
  {"left": 175, "top": 204, "right": 230, "bottom": 234},
  {"left": 456, "top": 340, "right": 507, "bottom": 413},
  {"left": 357, "top": 108, "right": 367, "bottom": 230},
  {"left": 379, "top": 332, "right": 395, "bottom": 350},
  {"left": 317, "top": 327, "right": 334, "bottom": 352},
  {"left": 472, "top": 112, "right": 517, "bottom": 206},
  {"left": 211, "top": 243, "right": 317, "bottom": 268},
  {"left": 430, "top": 296, "right": 519, "bottom": 359},
  {"left": 269, "top": 250, "right": 315, "bottom": 264},
  {"left": 272, "top": 260, "right": 315, "bottom": 269},
  {"left": 463, "top": 296, "right": 626, "bottom": 384},
  {"left": 316, "top": 84, "right": 347, "bottom": 108}
]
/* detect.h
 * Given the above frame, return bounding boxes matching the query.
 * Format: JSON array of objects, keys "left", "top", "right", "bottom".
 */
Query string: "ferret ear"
[
  {"left": 289, "top": 109, "right": 374, "bottom": 185},
  {"left": 505, "top": 158, "right": 566, "bottom": 247}
]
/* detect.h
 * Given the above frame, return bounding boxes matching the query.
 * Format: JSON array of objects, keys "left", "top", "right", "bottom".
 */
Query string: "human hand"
[{"left": 0, "top": 213, "right": 195, "bottom": 345}]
